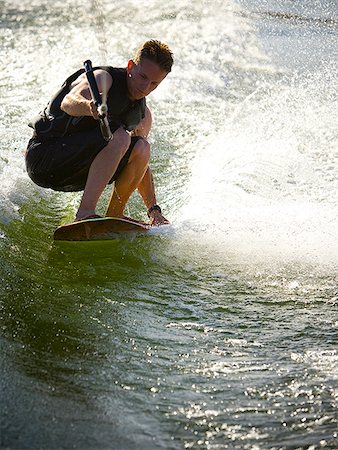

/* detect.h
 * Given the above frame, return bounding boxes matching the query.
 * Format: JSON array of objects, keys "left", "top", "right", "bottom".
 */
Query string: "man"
[{"left": 25, "top": 40, "right": 173, "bottom": 225}]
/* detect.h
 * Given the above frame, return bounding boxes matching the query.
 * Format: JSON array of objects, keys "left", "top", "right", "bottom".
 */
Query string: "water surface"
[{"left": 0, "top": 0, "right": 337, "bottom": 448}]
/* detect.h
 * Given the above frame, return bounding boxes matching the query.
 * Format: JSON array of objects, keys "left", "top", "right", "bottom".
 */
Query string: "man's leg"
[
  {"left": 105, "top": 137, "right": 150, "bottom": 217},
  {"left": 76, "top": 127, "right": 131, "bottom": 220}
]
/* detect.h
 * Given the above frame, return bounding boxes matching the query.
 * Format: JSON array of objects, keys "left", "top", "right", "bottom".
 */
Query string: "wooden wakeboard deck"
[{"left": 53, "top": 217, "right": 150, "bottom": 241}]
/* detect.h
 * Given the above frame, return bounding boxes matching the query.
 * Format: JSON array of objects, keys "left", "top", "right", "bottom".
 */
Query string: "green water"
[
  {"left": 1, "top": 0, "right": 337, "bottom": 448},
  {"left": 1, "top": 198, "right": 337, "bottom": 448}
]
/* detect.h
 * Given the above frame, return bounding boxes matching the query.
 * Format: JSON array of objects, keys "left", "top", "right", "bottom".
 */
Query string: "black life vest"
[{"left": 29, "top": 66, "right": 146, "bottom": 138}]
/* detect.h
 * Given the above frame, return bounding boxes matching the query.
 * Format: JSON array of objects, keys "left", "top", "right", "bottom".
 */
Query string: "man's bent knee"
[
  {"left": 105, "top": 127, "right": 131, "bottom": 158},
  {"left": 130, "top": 137, "right": 150, "bottom": 164},
  {"left": 114, "top": 127, "right": 131, "bottom": 147}
]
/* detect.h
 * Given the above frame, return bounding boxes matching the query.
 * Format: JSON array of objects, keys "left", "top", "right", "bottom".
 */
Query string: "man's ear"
[{"left": 127, "top": 59, "right": 134, "bottom": 74}]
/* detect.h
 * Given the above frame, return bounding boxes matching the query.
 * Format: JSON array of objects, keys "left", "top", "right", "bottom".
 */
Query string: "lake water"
[{"left": 0, "top": 0, "right": 337, "bottom": 449}]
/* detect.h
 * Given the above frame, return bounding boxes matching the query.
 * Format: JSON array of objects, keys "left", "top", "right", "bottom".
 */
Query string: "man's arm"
[
  {"left": 133, "top": 107, "right": 169, "bottom": 225},
  {"left": 60, "top": 69, "right": 112, "bottom": 118},
  {"left": 138, "top": 166, "right": 170, "bottom": 226},
  {"left": 132, "top": 106, "right": 152, "bottom": 138}
]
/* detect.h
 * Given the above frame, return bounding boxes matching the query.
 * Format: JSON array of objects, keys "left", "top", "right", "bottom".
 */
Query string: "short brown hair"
[{"left": 134, "top": 40, "right": 174, "bottom": 73}]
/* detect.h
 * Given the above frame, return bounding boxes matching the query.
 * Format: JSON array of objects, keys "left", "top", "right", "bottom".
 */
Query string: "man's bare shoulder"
[{"left": 69, "top": 68, "right": 112, "bottom": 92}]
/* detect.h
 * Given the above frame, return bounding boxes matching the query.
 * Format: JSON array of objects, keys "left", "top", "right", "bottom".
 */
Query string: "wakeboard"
[{"left": 53, "top": 217, "right": 150, "bottom": 241}]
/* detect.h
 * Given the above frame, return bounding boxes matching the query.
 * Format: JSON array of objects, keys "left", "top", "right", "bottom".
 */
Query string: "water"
[{"left": 1, "top": 0, "right": 337, "bottom": 449}]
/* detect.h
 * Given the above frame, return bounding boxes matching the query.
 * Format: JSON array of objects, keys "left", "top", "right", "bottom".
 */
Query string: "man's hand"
[
  {"left": 61, "top": 69, "right": 113, "bottom": 118},
  {"left": 149, "top": 209, "right": 170, "bottom": 226},
  {"left": 89, "top": 100, "right": 100, "bottom": 120}
]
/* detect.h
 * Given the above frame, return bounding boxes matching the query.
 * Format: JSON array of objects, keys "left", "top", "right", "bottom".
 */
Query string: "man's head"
[
  {"left": 134, "top": 40, "right": 174, "bottom": 73},
  {"left": 127, "top": 40, "right": 174, "bottom": 100}
]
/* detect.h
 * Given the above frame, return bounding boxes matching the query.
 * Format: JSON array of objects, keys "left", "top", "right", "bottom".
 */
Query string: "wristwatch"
[{"left": 147, "top": 204, "right": 162, "bottom": 217}]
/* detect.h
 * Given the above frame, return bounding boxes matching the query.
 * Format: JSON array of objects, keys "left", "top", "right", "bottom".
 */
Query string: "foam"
[{"left": 177, "top": 69, "right": 338, "bottom": 269}]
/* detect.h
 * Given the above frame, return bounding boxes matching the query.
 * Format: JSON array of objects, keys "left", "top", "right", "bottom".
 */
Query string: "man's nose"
[{"left": 141, "top": 79, "right": 151, "bottom": 91}]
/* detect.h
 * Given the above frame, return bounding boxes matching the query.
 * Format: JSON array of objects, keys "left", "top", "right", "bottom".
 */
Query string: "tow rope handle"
[{"left": 84, "top": 60, "right": 112, "bottom": 142}]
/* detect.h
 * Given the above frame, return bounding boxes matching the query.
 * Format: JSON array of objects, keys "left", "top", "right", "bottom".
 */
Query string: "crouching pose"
[{"left": 25, "top": 40, "right": 173, "bottom": 225}]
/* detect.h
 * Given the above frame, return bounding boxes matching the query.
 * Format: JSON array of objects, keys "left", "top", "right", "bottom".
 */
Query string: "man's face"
[{"left": 127, "top": 58, "right": 168, "bottom": 100}]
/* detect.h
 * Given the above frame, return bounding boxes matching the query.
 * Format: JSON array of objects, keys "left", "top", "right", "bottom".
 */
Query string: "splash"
[{"left": 179, "top": 67, "right": 338, "bottom": 269}]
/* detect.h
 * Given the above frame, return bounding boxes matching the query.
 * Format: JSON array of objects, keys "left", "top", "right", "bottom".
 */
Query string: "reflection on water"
[{"left": 1, "top": 0, "right": 337, "bottom": 449}]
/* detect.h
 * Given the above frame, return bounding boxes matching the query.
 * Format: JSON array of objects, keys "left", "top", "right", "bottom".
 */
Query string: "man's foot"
[{"left": 75, "top": 214, "right": 102, "bottom": 222}]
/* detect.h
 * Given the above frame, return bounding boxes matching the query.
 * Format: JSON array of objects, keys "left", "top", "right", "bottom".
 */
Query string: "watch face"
[{"left": 148, "top": 205, "right": 161, "bottom": 217}]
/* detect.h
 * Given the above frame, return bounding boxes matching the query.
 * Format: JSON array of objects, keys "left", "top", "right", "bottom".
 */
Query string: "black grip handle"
[
  {"left": 83, "top": 60, "right": 112, "bottom": 142},
  {"left": 84, "top": 59, "right": 102, "bottom": 107}
]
